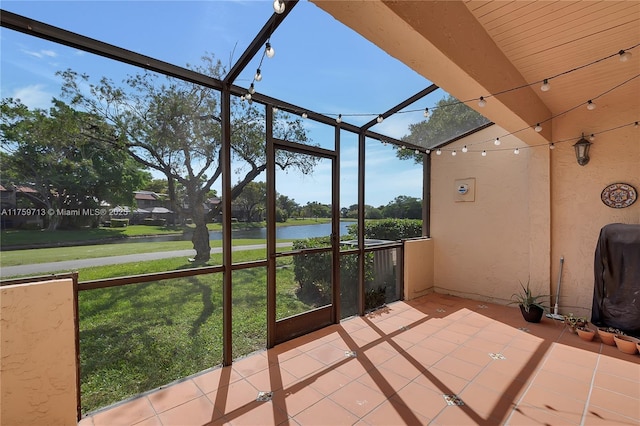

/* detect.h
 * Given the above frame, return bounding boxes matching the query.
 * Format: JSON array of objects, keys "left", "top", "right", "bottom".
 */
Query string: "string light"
[
  {"left": 436, "top": 149, "right": 442, "bottom": 155},
  {"left": 549, "top": 143, "right": 555, "bottom": 150},
  {"left": 248, "top": 83, "right": 255, "bottom": 94},
  {"left": 494, "top": 137, "right": 501, "bottom": 146},
  {"left": 451, "top": 150, "right": 457, "bottom": 156},
  {"left": 265, "top": 42, "right": 275, "bottom": 58},
  {"left": 589, "top": 134, "right": 595, "bottom": 141},
  {"left": 587, "top": 100, "right": 596, "bottom": 110},
  {"left": 482, "top": 150, "right": 487, "bottom": 156},
  {"left": 273, "top": 0, "right": 285, "bottom": 14},
  {"left": 336, "top": 114, "right": 342, "bottom": 124},
  {"left": 478, "top": 96, "right": 487, "bottom": 107},
  {"left": 377, "top": 115, "right": 384, "bottom": 123},
  {"left": 245, "top": 93, "right": 252, "bottom": 100},
  {"left": 619, "top": 49, "right": 632, "bottom": 62},
  {"left": 415, "top": 149, "right": 420, "bottom": 154},
  {"left": 636, "top": 122, "right": 639, "bottom": 128},
  {"left": 426, "top": 149, "right": 431, "bottom": 154},
  {"left": 401, "top": 145, "right": 406, "bottom": 150},
  {"left": 272, "top": 106, "right": 278, "bottom": 113},
  {"left": 514, "top": 148, "right": 520, "bottom": 155},
  {"left": 534, "top": 123, "right": 542, "bottom": 132},
  {"left": 462, "top": 145, "right": 468, "bottom": 153},
  {"left": 423, "top": 108, "right": 430, "bottom": 117},
  {"left": 540, "top": 79, "right": 551, "bottom": 92},
  {"left": 302, "top": 112, "right": 307, "bottom": 119},
  {"left": 254, "top": 69, "right": 262, "bottom": 81}
]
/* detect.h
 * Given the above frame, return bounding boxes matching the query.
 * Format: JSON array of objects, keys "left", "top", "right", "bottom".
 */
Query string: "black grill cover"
[{"left": 591, "top": 223, "right": 640, "bottom": 337}]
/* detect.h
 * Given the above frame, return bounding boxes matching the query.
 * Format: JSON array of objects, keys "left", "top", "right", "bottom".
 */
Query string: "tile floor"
[{"left": 79, "top": 293, "right": 640, "bottom": 425}]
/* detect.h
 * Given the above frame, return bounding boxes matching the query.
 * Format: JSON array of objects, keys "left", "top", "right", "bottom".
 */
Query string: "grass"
[{"left": 77, "top": 249, "right": 309, "bottom": 414}]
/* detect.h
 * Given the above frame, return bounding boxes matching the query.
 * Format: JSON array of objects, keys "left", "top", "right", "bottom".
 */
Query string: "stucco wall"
[
  {"left": 430, "top": 125, "right": 550, "bottom": 304},
  {"left": 550, "top": 123, "right": 640, "bottom": 317},
  {"left": 430, "top": 123, "right": 639, "bottom": 317},
  {"left": 404, "top": 238, "right": 434, "bottom": 300},
  {"left": 1, "top": 279, "right": 78, "bottom": 425}
]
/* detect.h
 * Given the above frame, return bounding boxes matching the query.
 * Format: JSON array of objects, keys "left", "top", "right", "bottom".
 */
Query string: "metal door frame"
[{"left": 266, "top": 109, "right": 340, "bottom": 347}]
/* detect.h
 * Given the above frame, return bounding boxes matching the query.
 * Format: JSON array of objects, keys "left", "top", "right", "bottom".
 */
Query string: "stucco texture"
[{"left": 1, "top": 279, "right": 78, "bottom": 425}]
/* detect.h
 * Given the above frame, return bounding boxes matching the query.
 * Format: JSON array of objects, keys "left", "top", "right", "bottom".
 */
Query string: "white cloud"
[
  {"left": 11, "top": 84, "right": 54, "bottom": 110},
  {"left": 22, "top": 48, "right": 58, "bottom": 59}
]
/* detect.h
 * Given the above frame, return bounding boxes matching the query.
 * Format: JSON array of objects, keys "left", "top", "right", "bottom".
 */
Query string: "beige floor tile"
[
  {"left": 292, "top": 397, "right": 359, "bottom": 425},
  {"left": 361, "top": 398, "right": 430, "bottom": 425},
  {"left": 328, "top": 379, "right": 387, "bottom": 418},
  {"left": 92, "top": 397, "right": 156, "bottom": 426},
  {"left": 147, "top": 379, "right": 203, "bottom": 413},
  {"left": 157, "top": 395, "right": 220, "bottom": 426}
]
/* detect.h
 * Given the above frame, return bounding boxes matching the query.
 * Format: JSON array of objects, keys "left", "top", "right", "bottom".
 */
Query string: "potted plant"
[
  {"left": 597, "top": 326, "right": 624, "bottom": 346},
  {"left": 576, "top": 326, "right": 596, "bottom": 341},
  {"left": 613, "top": 334, "right": 639, "bottom": 355},
  {"left": 509, "top": 280, "right": 548, "bottom": 323},
  {"left": 563, "top": 313, "right": 588, "bottom": 334}
]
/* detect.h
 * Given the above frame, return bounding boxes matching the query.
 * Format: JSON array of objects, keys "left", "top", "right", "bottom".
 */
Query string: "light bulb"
[
  {"left": 249, "top": 83, "right": 255, "bottom": 94},
  {"left": 426, "top": 149, "right": 431, "bottom": 154},
  {"left": 635, "top": 121, "right": 639, "bottom": 128},
  {"left": 377, "top": 115, "right": 384, "bottom": 123},
  {"left": 265, "top": 42, "right": 275, "bottom": 58},
  {"left": 481, "top": 150, "right": 487, "bottom": 156},
  {"left": 301, "top": 112, "right": 308, "bottom": 119},
  {"left": 451, "top": 150, "right": 457, "bottom": 156},
  {"left": 514, "top": 148, "right": 520, "bottom": 155},
  {"left": 415, "top": 149, "right": 419, "bottom": 154},
  {"left": 245, "top": 93, "right": 252, "bottom": 100},
  {"left": 272, "top": 106, "right": 278, "bottom": 113},
  {"left": 423, "top": 108, "right": 429, "bottom": 118},
  {"left": 494, "top": 137, "right": 501, "bottom": 146},
  {"left": 534, "top": 123, "right": 542, "bottom": 132},
  {"left": 273, "top": 0, "right": 285, "bottom": 14},
  {"left": 254, "top": 69, "right": 262, "bottom": 81},
  {"left": 587, "top": 100, "right": 596, "bottom": 110},
  {"left": 240, "top": 94, "right": 246, "bottom": 101},
  {"left": 549, "top": 143, "right": 555, "bottom": 150},
  {"left": 401, "top": 145, "right": 406, "bottom": 150},
  {"left": 590, "top": 134, "right": 595, "bottom": 141},
  {"left": 540, "top": 79, "right": 550, "bottom": 92},
  {"left": 619, "top": 49, "right": 632, "bottom": 62},
  {"left": 336, "top": 114, "right": 342, "bottom": 124},
  {"left": 462, "top": 145, "right": 468, "bottom": 153},
  {"left": 436, "top": 149, "right": 442, "bottom": 155},
  {"left": 478, "top": 96, "right": 487, "bottom": 107}
]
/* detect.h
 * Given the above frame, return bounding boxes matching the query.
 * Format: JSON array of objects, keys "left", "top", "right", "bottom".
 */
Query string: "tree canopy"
[
  {"left": 0, "top": 98, "right": 149, "bottom": 230},
  {"left": 397, "top": 94, "right": 490, "bottom": 164},
  {"left": 59, "top": 53, "right": 315, "bottom": 260}
]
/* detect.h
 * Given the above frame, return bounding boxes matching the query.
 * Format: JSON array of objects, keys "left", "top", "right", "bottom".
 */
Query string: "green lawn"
[{"left": 78, "top": 250, "right": 308, "bottom": 414}]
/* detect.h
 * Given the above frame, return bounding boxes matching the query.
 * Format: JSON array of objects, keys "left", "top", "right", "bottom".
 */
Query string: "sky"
[{"left": 0, "top": 0, "right": 448, "bottom": 207}]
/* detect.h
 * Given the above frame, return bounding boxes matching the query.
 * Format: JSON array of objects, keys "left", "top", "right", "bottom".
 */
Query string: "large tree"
[
  {"left": 59, "top": 54, "right": 314, "bottom": 261},
  {"left": 0, "top": 98, "right": 149, "bottom": 230},
  {"left": 397, "top": 94, "right": 490, "bottom": 163}
]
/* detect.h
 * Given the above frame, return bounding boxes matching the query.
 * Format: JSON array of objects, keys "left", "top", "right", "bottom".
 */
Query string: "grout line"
[{"left": 579, "top": 350, "right": 602, "bottom": 426}]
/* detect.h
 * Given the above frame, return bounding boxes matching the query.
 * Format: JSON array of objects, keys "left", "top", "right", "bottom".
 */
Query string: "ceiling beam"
[{"left": 311, "top": 0, "right": 552, "bottom": 146}]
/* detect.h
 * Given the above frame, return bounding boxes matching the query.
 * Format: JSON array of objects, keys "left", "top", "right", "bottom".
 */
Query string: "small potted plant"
[
  {"left": 563, "top": 313, "right": 588, "bottom": 334},
  {"left": 597, "top": 326, "right": 624, "bottom": 346},
  {"left": 576, "top": 326, "right": 596, "bottom": 341},
  {"left": 509, "top": 280, "right": 548, "bottom": 323}
]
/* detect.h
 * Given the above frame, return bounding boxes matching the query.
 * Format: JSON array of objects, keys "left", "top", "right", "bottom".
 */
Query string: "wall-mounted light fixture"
[{"left": 573, "top": 134, "right": 592, "bottom": 166}]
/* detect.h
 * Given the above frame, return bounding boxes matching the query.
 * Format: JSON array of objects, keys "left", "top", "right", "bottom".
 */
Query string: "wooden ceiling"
[
  {"left": 312, "top": 0, "right": 640, "bottom": 143},
  {"left": 464, "top": 1, "right": 640, "bottom": 134}
]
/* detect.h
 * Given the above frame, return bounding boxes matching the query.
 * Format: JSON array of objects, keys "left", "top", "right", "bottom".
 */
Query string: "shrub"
[
  {"left": 110, "top": 218, "right": 129, "bottom": 228},
  {"left": 143, "top": 218, "right": 166, "bottom": 226},
  {"left": 347, "top": 218, "right": 422, "bottom": 241}
]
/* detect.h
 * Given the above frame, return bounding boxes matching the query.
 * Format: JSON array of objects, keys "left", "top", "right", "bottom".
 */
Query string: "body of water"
[{"left": 210, "top": 220, "right": 352, "bottom": 240}]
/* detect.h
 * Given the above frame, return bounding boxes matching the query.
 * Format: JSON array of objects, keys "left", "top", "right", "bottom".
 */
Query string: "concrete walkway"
[{"left": 0, "top": 242, "right": 292, "bottom": 278}]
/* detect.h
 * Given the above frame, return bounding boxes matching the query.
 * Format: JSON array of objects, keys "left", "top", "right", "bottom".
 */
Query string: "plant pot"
[
  {"left": 597, "top": 328, "right": 616, "bottom": 346},
  {"left": 613, "top": 335, "right": 639, "bottom": 355},
  {"left": 577, "top": 327, "right": 595, "bottom": 342},
  {"left": 519, "top": 305, "right": 544, "bottom": 323}
]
